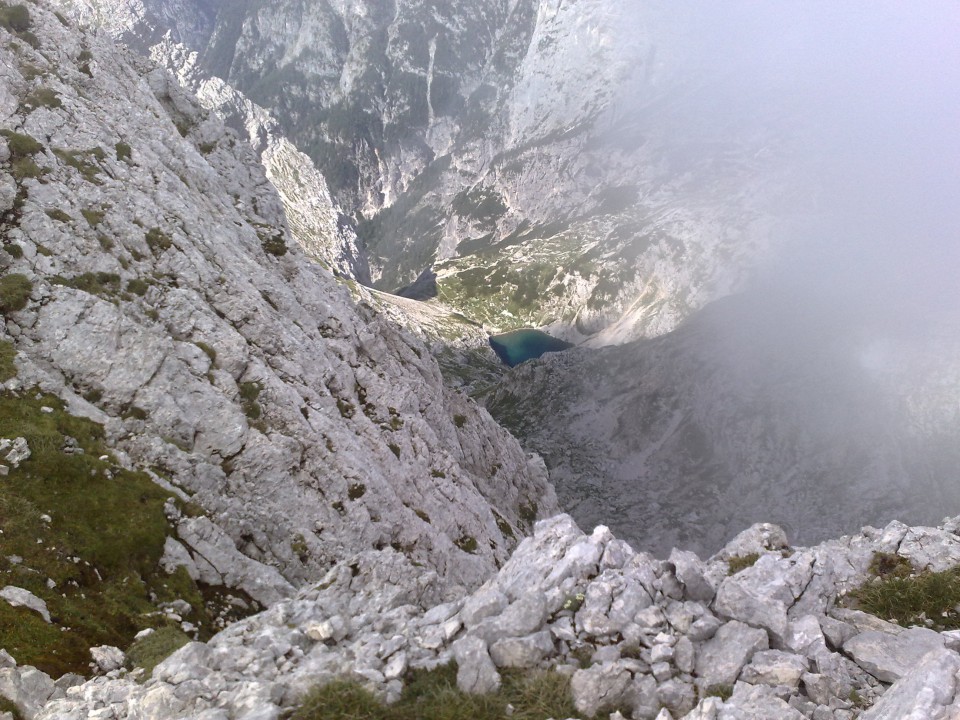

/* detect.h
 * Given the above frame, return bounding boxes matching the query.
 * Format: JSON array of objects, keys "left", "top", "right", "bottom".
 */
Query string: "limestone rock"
[
  {"left": 0, "top": 586, "right": 50, "bottom": 623},
  {"left": 570, "top": 662, "right": 633, "bottom": 718},
  {"left": 695, "top": 620, "right": 769, "bottom": 690},
  {"left": 90, "top": 646, "right": 125, "bottom": 673},
  {"left": 739, "top": 650, "right": 808, "bottom": 688},
  {"left": 452, "top": 637, "right": 500, "bottom": 695},
  {"left": 859, "top": 647, "right": 960, "bottom": 719},
  {"left": 843, "top": 627, "right": 946, "bottom": 683}
]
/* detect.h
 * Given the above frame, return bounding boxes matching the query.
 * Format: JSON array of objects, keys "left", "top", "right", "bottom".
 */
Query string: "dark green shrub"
[
  {"left": 52, "top": 272, "right": 121, "bottom": 297},
  {"left": 0, "top": 273, "right": 32, "bottom": 313},
  {"left": 126, "top": 279, "right": 149, "bottom": 296},
  {"left": 261, "top": 232, "right": 287, "bottom": 257},
  {"left": 2, "top": 244, "right": 22, "bottom": 259},
  {"left": 238, "top": 381, "right": 262, "bottom": 420}
]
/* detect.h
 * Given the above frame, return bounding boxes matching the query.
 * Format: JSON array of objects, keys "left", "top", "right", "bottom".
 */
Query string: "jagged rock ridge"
[{"left": 17, "top": 513, "right": 960, "bottom": 719}]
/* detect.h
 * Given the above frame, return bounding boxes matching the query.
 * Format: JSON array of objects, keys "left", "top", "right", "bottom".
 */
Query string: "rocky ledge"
[{"left": 1, "top": 513, "right": 957, "bottom": 719}]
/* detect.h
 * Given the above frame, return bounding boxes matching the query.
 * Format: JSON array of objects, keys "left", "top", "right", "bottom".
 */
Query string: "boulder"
[
  {"left": 695, "top": 620, "right": 768, "bottom": 689},
  {"left": 844, "top": 627, "right": 945, "bottom": 683},
  {"left": 0, "top": 586, "right": 50, "bottom": 623},
  {"left": 570, "top": 662, "right": 633, "bottom": 718},
  {"left": 860, "top": 647, "right": 960, "bottom": 719},
  {"left": 739, "top": 649, "right": 808, "bottom": 688},
  {"left": 90, "top": 646, "right": 125, "bottom": 673},
  {"left": 451, "top": 637, "right": 500, "bottom": 695},
  {"left": 489, "top": 631, "right": 554, "bottom": 668}
]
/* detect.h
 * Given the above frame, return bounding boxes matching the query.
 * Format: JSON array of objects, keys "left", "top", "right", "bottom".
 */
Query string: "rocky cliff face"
[
  {"left": 1, "top": 0, "right": 555, "bottom": 616},
  {"left": 51, "top": 0, "right": 795, "bottom": 343}
]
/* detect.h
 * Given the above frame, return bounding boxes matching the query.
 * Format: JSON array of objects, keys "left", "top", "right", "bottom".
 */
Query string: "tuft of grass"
[
  {"left": 97, "top": 235, "right": 114, "bottom": 252},
  {"left": 705, "top": 684, "right": 733, "bottom": 701},
  {"left": 52, "top": 272, "right": 121, "bottom": 298},
  {"left": 0, "top": 696, "right": 24, "bottom": 720},
  {"left": 23, "top": 87, "right": 61, "bottom": 111},
  {"left": 454, "top": 535, "right": 478, "bottom": 554},
  {"left": 53, "top": 148, "right": 105, "bottom": 183},
  {"left": 348, "top": 483, "right": 366, "bottom": 500},
  {"left": 0, "top": 4, "right": 31, "bottom": 33},
  {"left": 261, "top": 232, "right": 287, "bottom": 257},
  {"left": 193, "top": 341, "right": 216, "bottom": 363},
  {"left": 0, "top": 340, "right": 16, "bottom": 382},
  {"left": 728, "top": 553, "right": 760, "bottom": 575},
  {"left": 81, "top": 208, "right": 105, "bottom": 227},
  {"left": 453, "top": 414, "right": 467, "bottom": 428},
  {"left": 1, "top": 129, "right": 42, "bottom": 159},
  {"left": 3, "top": 244, "right": 23, "bottom": 259},
  {"left": 238, "top": 381, "right": 262, "bottom": 420},
  {"left": 387, "top": 442, "right": 401, "bottom": 459},
  {"left": 126, "top": 279, "right": 150, "bottom": 296},
  {"left": 848, "top": 553, "right": 960, "bottom": 630},
  {"left": 519, "top": 502, "right": 538, "bottom": 525},
  {"left": 115, "top": 142, "right": 131, "bottom": 162},
  {"left": 125, "top": 627, "right": 190, "bottom": 679},
  {"left": 292, "top": 664, "right": 577, "bottom": 720},
  {"left": 10, "top": 156, "right": 43, "bottom": 181},
  {"left": 144, "top": 227, "right": 172, "bottom": 254},
  {"left": 45, "top": 208, "right": 71, "bottom": 222},
  {"left": 0, "top": 273, "right": 32, "bottom": 314}
]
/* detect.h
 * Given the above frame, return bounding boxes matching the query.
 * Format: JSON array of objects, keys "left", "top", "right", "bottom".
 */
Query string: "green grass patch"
[
  {"left": 348, "top": 483, "right": 366, "bottom": 500},
  {"left": 0, "top": 340, "right": 16, "bottom": 382},
  {"left": 53, "top": 148, "right": 105, "bottom": 183},
  {"left": 1, "top": 130, "right": 42, "bottom": 159},
  {"left": 292, "top": 664, "right": 577, "bottom": 720},
  {"left": 126, "top": 279, "right": 150, "bottom": 296},
  {"left": 727, "top": 553, "right": 760, "bottom": 575},
  {"left": 125, "top": 627, "right": 190, "bottom": 679},
  {"left": 2, "top": 244, "right": 22, "bottom": 259},
  {"left": 453, "top": 414, "right": 467, "bottom": 428},
  {"left": 193, "top": 341, "right": 216, "bottom": 362},
  {"left": 45, "top": 208, "right": 70, "bottom": 222},
  {"left": 848, "top": 553, "right": 960, "bottom": 629},
  {"left": 23, "top": 87, "right": 61, "bottom": 111},
  {"left": 705, "top": 684, "right": 733, "bottom": 701},
  {"left": 81, "top": 208, "right": 105, "bottom": 227},
  {"left": 454, "top": 535, "right": 478, "bottom": 554},
  {"left": 115, "top": 142, "right": 131, "bottom": 162},
  {"left": 0, "top": 273, "right": 32, "bottom": 313},
  {"left": 52, "top": 272, "right": 121, "bottom": 298},
  {"left": 10, "top": 156, "right": 43, "bottom": 181},
  {"left": 0, "top": 390, "right": 251, "bottom": 675}
]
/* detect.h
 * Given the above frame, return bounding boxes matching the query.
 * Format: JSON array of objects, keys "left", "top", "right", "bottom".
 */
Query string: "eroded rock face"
[
  {"left": 1, "top": 0, "right": 555, "bottom": 600},
  {"left": 31, "top": 513, "right": 960, "bottom": 720}
]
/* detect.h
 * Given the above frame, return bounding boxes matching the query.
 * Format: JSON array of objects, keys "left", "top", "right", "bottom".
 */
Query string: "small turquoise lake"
[{"left": 489, "top": 329, "right": 574, "bottom": 367}]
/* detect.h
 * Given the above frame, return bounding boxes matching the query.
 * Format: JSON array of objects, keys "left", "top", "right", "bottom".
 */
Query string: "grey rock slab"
[
  {"left": 669, "top": 549, "right": 716, "bottom": 603},
  {"left": 452, "top": 636, "right": 500, "bottom": 695},
  {"left": 489, "top": 630, "right": 554, "bottom": 668},
  {"left": 898, "top": 526, "right": 960, "bottom": 573},
  {"left": 860, "top": 647, "right": 960, "bottom": 719},
  {"left": 461, "top": 589, "right": 507, "bottom": 628},
  {"left": 843, "top": 627, "right": 945, "bottom": 683},
  {"left": 695, "top": 620, "right": 769, "bottom": 689},
  {"left": 570, "top": 662, "right": 634, "bottom": 718},
  {"left": 716, "top": 683, "right": 806, "bottom": 719},
  {"left": 739, "top": 649, "right": 808, "bottom": 688},
  {"left": 0, "top": 586, "right": 50, "bottom": 623},
  {"left": 89, "top": 646, "right": 125, "bottom": 674},
  {"left": 472, "top": 591, "right": 548, "bottom": 644}
]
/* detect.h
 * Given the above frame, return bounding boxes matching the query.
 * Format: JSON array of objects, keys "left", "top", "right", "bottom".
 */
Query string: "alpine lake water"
[{"left": 489, "top": 329, "right": 574, "bottom": 367}]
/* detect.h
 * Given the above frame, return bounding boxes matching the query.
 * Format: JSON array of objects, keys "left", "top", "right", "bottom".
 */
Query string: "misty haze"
[{"left": 4, "top": 0, "right": 960, "bottom": 715}]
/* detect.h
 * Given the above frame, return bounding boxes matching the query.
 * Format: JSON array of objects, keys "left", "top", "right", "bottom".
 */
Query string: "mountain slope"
[{"left": 1, "top": 0, "right": 556, "bottom": 615}]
